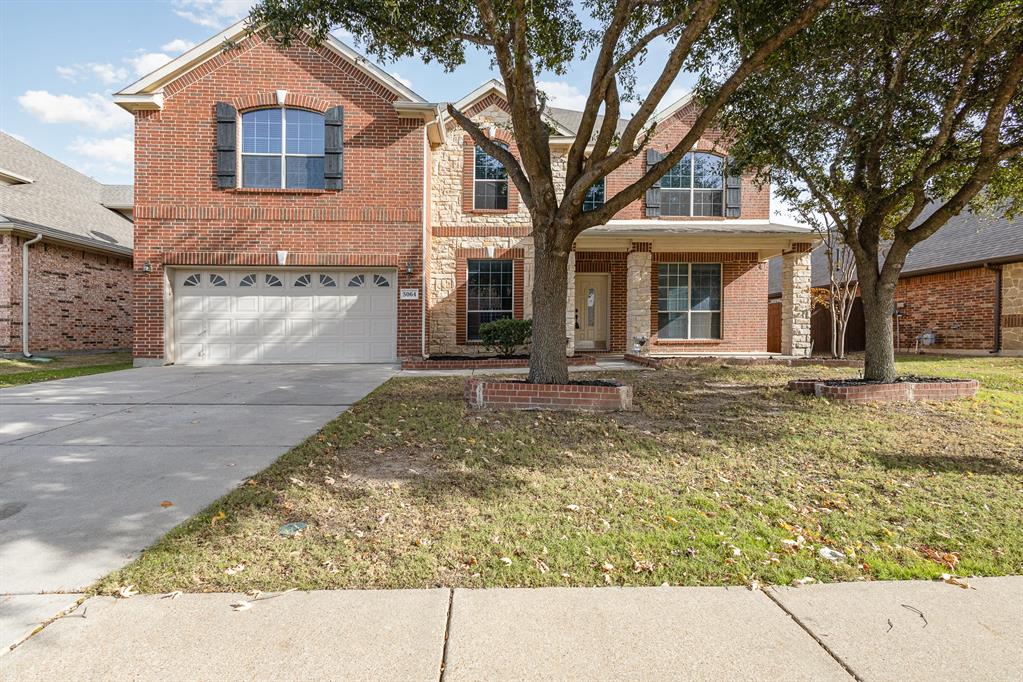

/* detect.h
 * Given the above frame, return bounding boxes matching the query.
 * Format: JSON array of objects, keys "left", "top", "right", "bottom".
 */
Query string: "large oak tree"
[
  {"left": 249, "top": 0, "right": 831, "bottom": 383},
  {"left": 723, "top": 0, "right": 1023, "bottom": 381}
]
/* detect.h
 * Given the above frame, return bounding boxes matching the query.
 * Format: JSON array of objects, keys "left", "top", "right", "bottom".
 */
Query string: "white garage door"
[{"left": 172, "top": 269, "right": 397, "bottom": 364}]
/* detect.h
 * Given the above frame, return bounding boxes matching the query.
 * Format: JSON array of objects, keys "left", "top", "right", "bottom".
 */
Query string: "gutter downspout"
[
  {"left": 21, "top": 233, "right": 43, "bottom": 358},
  {"left": 421, "top": 125, "right": 429, "bottom": 359}
]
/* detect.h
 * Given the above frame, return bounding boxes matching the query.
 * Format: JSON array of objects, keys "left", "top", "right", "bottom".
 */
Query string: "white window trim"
[
  {"left": 472, "top": 144, "right": 509, "bottom": 211},
  {"left": 239, "top": 107, "right": 324, "bottom": 189},
  {"left": 658, "top": 262, "right": 723, "bottom": 340},
  {"left": 466, "top": 258, "right": 515, "bottom": 342},
  {"left": 660, "top": 153, "right": 726, "bottom": 217}
]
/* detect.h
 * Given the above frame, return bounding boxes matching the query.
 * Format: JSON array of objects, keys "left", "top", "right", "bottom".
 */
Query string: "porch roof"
[{"left": 575, "top": 220, "right": 817, "bottom": 258}]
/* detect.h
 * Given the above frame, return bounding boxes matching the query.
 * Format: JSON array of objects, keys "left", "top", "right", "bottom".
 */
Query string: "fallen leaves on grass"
[
  {"left": 115, "top": 585, "right": 137, "bottom": 599},
  {"left": 224, "top": 563, "right": 246, "bottom": 576},
  {"left": 917, "top": 545, "right": 960, "bottom": 570}
]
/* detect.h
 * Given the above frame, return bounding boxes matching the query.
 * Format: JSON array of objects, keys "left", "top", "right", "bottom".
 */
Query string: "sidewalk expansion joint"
[
  {"left": 438, "top": 588, "right": 454, "bottom": 682},
  {"left": 761, "top": 588, "right": 862, "bottom": 681}
]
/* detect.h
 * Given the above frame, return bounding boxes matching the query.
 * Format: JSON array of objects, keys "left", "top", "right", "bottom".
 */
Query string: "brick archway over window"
[{"left": 233, "top": 92, "right": 333, "bottom": 113}]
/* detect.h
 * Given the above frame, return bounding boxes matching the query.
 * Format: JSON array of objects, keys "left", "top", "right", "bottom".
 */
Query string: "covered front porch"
[{"left": 567, "top": 221, "right": 816, "bottom": 358}]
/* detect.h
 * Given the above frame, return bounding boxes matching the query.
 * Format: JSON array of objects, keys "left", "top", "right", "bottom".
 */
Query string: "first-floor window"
[
  {"left": 657, "top": 263, "right": 722, "bottom": 339},
  {"left": 467, "top": 259, "right": 513, "bottom": 341}
]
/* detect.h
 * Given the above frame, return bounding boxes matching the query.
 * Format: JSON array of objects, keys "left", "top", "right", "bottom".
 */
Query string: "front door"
[{"left": 574, "top": 274, "right": 609, "bottom": 350}]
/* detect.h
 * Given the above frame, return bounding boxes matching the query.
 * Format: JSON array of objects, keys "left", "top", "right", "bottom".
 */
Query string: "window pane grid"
[
  {"left": 583, "top": 178, "right": 605, "bottom": 211},
  {"left": 241, "top": 108, "right": 324, "bottom": 189},
  {"left": 657, "top": 263, "right": 721, "bottom": 339},
  {"left": 660, "top": 153, "right": 725, "bottom": 217},
  {"left": 474, "top": 144, "right": 509, "bottom": 210},
  {"left": 466, "top": 259, "right": 514, "bottom": 340}
]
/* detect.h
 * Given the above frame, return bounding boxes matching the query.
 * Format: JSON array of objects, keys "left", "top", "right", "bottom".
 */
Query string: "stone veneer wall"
[
  {"left": 780, "top": 249, "right": 812, "bottom": 357},
  {"left": 1001, "top": 261, "right": 1023, "bottom": 351},
  {"left": 627, "top": 250, "right": 652, "bottom": 350}
]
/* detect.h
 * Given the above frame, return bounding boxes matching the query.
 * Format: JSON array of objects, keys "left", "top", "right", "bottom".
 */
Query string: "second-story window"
[
  {"left": 660, "top": 152, "right": 724, "bottom": 217},
  {"left": 241, "top": 108, "right": 325, "bottom": 189},
  {"left": 474, "top": 144, "right": 509, "bottom": 210},
  {"left": 583, "top": 177, "right": 605, "bottom": 212}
]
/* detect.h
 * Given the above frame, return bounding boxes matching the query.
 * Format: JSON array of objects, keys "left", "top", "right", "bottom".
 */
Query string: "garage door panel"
[{"left": 174, "top": 268, "right": 397, "bottom": 364}]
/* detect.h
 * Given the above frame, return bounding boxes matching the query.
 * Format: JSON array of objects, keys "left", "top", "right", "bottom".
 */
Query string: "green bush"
[{"left": 479, "top": 318, "right": 532, "bottom": 357}]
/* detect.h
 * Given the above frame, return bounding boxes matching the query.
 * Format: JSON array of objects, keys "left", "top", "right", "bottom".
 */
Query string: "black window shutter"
[
  {"left": 324, "top": 106, "right": 344, "bottom": 190},
  {"left": 645, "top": 149, "right": 664, "bottom": 217},
  {"left": 725, "top": 156, "right": 742, "bottom": 218},
  {"left": 215, "top": 102, "right": 237, "bottom": 189}
]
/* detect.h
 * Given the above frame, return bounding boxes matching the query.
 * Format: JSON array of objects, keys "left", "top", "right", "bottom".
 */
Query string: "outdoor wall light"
[
  {"left": 406, "top": 261, "right": 414, "bottom": 275},
  {"left": 142, "top": 262, "right": 152, "bottom": 273}
]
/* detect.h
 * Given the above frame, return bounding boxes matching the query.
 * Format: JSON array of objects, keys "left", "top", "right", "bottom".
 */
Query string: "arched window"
[
  {"left": 241, "top": 108, "right": 325, "bottom": 189},
  {"left": 660, "top": 152, "right": 725, "bottom": 217},
  {"left": 473, "top": 143, "right": 509, "bottom": 210}
]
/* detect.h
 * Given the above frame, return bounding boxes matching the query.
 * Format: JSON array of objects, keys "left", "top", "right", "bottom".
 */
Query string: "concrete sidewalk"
[{"left": 3, "top": 578, "right": 1020, "bottom": 680}]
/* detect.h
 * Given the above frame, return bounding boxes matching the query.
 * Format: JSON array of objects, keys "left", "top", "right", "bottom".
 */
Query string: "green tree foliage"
[
  {"left": 722, "top": 0, "right": 1023, "bottom": 381},
  {"left": 249, "top": 0, "right": 831, "bottom": 382}
]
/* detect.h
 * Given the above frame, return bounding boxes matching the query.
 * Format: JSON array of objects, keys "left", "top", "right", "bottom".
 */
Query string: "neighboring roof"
[
  {"left": 767, "top": 206, "right": 1023, "bottom": 295},
  {"left": 114, "top": 19, "right": 426, "bottom": 111},
  {"left": 0, "top": 132, "right": 133, "bottom": 254},
  {"left": 100, "top": 184, "right": 134, "bottom": 209}
]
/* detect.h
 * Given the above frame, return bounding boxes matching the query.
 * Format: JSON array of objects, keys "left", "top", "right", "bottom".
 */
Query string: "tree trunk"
[
  {"left": 859, "top": 283, "right": 897, "bottom": 382},
  {"left": 829, "top": 289, "right": 838, "bottom": 359},
  {"left": 528, "top": 242, "right": 570, "bottom": 384}
]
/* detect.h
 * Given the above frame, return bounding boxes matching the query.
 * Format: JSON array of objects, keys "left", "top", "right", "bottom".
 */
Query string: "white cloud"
[
  {"left": 128, "top": 52, "right": 174, "bottom": 77},
  {"left": 173, "top": 0, "right": 254, "bottom": 29},
  {"left": 162, "top": 38, "right": 197, "bottom": 53},
  {"left": 536, "top": 80, "right": 588, "bottom": 111},
  {"left": 17, "top": 91, "right": 131, "bottom": 132},
  {"left": 56, "top": 62, "right": 129, "bottom": 86},
  {"left": 70, "top": 135, "right": 134, "bottom": 167},
  {"left": 389, "top": 72, "right": 413, "bottom": 88}
]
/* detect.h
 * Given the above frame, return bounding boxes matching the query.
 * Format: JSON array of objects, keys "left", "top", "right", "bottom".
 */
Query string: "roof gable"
[{"left": 114, "top": 20, "right": 426, "bottom": 111}]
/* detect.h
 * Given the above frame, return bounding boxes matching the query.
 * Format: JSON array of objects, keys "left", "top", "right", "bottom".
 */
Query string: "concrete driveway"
[{"left": 0, "top": 363, "right": 395, "bottom": 647}]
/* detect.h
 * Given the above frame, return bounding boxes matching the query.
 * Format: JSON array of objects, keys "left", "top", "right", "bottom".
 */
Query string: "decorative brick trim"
[
  {"left": 1004, "top": 313, "right": 1023, "bottom": 328},
  {"left": 445, "top": 93, "right": 512, "bottom": 130},
  {"left": 162, "top": 252, "right": 400, "bottom": 267},
  {"left": 630, "top": 242, "right": 652, "bottom": 252},
  {"left": 461, "top": 133, "right": 520, "bottom": 215},
  {"left": 234, "top": 92, "right": 333, "bottom": 113},
  {"left": 653, "top": 251, "right": 759, "bottom": 263},
  {"left": 465, "top": 378, "right": 633, "bottom": 411},
  {"left": 433, "top": 226, "right": 533, "bottom": 237},
  {"left": 402, "top": 355, "right": 596, "bottom": 370},
  {"left": 455, "top": 247, "right": 526, "bottom": 345},
  {"left": 135, "top": 204, "right": 422, "bottom": 223},
  {"left": 787, "top": 378, "right": 979, "bottom": 403},
  {"left": 785, "top": 242, "right": 813, "bottom": 254}
]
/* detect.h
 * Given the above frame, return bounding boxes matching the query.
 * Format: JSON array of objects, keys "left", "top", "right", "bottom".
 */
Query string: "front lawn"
[
  {"left": 0, "top": 352, "right": 132, "bottom": 387},
  {"left": 98, "top": 355, "right": 1023, "bottom": 593}
]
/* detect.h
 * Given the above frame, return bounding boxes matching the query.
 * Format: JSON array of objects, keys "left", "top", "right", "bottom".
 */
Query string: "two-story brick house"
[{"left": 115, "top": 21, "right": 813, "bottom": 366}]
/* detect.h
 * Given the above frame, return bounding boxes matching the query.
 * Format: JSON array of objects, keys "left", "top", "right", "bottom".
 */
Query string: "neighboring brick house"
[
  {"left": 767, "top": 208, "right": 1023, "bottom": 354},
  {"left": 0, "top": 133, "right": 133, "bottom": 356},
  {"left": 115, "top": 21, "right": 814, "bottom": 366}
]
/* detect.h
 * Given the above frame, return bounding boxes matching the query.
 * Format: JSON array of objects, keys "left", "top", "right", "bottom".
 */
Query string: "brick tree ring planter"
[
  {"left": 787, "top": 378, "right": 979, "bottom": 404},
  {"left": 465, "top": 378, "right": 633, "bottom": 411},
  {"left": 402, "top": 355, "right": 596, "bottom": 370}
]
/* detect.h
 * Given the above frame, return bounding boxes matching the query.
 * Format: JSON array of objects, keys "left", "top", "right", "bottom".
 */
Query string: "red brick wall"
[
  {"left": 2, "top": 235, "right": 132, "bottom": 353},
  {"left": 605, "top": 101, "right": 770, "bottom": 221},
  {"left": 650, "top": 252, "right": 768, "bottom": 353},
  {"left": 132, "top": 32, "right": 425, "bottom": 361},
  {"left": 894, "top": 267, "right": 996, "bottom": 351}
]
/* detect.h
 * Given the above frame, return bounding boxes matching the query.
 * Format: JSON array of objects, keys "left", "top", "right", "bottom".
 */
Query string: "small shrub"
[{"left": 480, "top": 318, "right": 532, "bottom": 357}]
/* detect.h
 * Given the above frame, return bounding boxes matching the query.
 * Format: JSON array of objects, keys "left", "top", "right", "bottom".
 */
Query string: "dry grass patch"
[{"left": 97, "top": 356, "right": 1023, "bottom": 593}]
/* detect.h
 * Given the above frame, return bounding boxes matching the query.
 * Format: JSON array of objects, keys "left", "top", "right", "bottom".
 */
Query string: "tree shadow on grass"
[{"left": 872, "top": 451, "right": 1023, "bottom": 476}]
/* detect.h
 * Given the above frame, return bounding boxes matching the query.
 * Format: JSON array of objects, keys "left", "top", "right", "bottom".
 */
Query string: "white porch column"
[
  {"left": 627, "top": 245, "right": 652, "bottom": 353},
  {"left": 781, "top": 247, "right": 812, "bottom": 357},
  {"left": 565, "top": 250, "right": 576, "bottom": 356}
]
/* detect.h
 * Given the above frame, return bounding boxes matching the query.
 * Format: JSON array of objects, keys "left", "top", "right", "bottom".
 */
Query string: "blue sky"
[{"left": 1, "top": 0, "right": 705, "bottom": 187}]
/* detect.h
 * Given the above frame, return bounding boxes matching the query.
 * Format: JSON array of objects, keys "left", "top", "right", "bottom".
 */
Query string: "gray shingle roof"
[
  {"left": 100, "top": 184, "right": 134, "bottom": 209},
  {"left": 0, "top": 132, "right": 133, "bottom": 253},
  {"left": 547, "top": 107, "right": 631, "bottom": 140},
  {"left": 767, "top": 206, "right": 1023, "bottom": 295}
]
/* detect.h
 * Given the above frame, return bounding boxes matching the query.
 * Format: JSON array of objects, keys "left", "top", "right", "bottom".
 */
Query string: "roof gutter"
[
  {"left": 0, "top": 220, "right": 133, "bottom": 257},
  {"left": 21, "top": 233, "right": 43, "bottom": 358}
]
